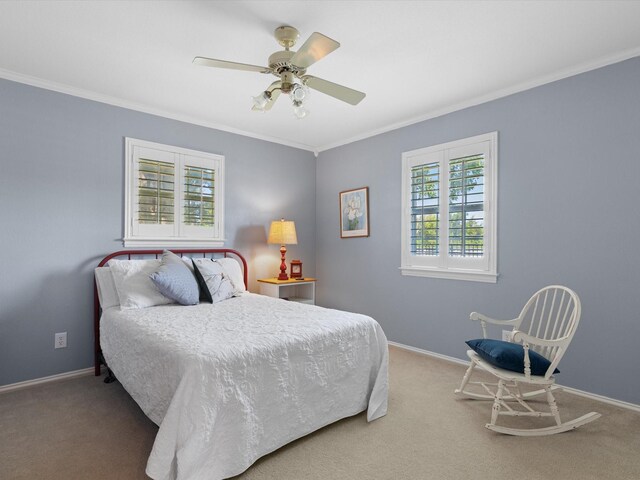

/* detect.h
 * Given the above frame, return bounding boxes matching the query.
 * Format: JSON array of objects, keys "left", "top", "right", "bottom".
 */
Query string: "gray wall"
[
  {"left": 0, "top": 79, "right": 315, "bottom": 386},
  {"left": 2, "top": 57, "right": 639, "bottom": 406},
  {"left": 315, "top": 57, "right": 640, "bottom": 404}
]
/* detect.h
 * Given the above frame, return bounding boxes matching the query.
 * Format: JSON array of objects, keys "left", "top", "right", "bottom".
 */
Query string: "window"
[
  {"left": 401, "top": 132, "right": 497, "bottom": 282},
  {"left": 124, "top": 138, "right": 224, "bottom": 247}
]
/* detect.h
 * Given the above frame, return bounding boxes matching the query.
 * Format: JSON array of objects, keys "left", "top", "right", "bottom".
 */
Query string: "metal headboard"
[{"left": 93, "top": 248, "right": 248, "bottom": 376}]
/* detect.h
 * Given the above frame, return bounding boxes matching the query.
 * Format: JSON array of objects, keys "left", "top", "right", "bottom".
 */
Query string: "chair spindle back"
[{"left": 516, "top": 286, "right": 581, "bottom": 363}]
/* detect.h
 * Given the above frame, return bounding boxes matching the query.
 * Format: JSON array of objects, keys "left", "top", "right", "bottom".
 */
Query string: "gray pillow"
[{"left": 149, "top": 251, "right": 199, "bottom": 305}]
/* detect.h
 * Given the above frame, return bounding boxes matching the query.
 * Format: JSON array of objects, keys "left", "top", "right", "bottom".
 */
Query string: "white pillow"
[
  {"left": 181, "top": 256, "right": 196, "bottom": 272},
  {"left": 215, "top": 258, "right": 246, "bottom": 293},
  {"left": 192, "top": 258, "right": 235, "bottom": 303},
  {"left": 94, "top": 267, "right": 120, "bottom": 310},
  {"left": 107, "top": 259, "right": 174, "bottom": 309},
  {"left": 183, "top": 256, "right": 245, "bottom": 294}
]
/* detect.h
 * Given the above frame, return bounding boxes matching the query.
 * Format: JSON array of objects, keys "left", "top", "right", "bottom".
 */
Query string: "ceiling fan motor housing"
[
  {"left": 268, "top": 50, "right": 306, "bottom": 94},
  {"left": 268, "top": 50, "right": 305, "bottom": 76}
]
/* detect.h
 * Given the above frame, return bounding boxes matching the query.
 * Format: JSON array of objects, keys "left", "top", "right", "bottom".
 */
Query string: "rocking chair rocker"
[{"left": 455, "top": 285, "right": 601, "bottom": 436}]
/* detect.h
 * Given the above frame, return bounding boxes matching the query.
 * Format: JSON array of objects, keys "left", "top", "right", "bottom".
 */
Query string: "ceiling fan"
[{"left": 193, "top": 25, "right": 366, "bottom": 118}]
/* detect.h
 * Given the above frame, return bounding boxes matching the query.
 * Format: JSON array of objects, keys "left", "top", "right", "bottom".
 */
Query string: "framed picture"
[{"left": 339, "top": 187, "right": 369, "bottom": 238}]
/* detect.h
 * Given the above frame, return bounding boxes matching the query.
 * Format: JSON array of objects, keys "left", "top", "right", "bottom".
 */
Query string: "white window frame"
[
  {"left": 123, "top": 138, "right": 225, "bottom": 248},
  {"left": 400, "top": 132, "right": 498, "bottom": 283}
]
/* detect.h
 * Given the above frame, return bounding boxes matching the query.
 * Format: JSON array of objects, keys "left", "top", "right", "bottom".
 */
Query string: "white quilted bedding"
[{"left": 100, "top": 293, "right": 388, "bottom": 480}]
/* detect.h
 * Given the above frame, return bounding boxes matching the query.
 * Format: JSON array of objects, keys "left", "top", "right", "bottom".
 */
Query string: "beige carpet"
[{"left": 1, "top": 346, "right": 639, "bottom": 480}]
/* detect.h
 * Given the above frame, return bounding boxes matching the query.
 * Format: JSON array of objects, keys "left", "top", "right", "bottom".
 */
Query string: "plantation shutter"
[
  {"left": 410, "top": 162, "right": 440, "bottom": 256},
  {"left": 179, "top": 155, "right": 219, "bottom": 239},
  {"left": 183, "top": 165, "right": 215, "bottom": 226},
  {"left": 131, "top": 146, "right": 178, "bottom": 238},
  {"left": 443, "top": 141, "right": 492, "bottom": 272},
  {"left": 137, "top": 159, "right": 175, "bottom": 225},
  {"left": 448, "top": 154, "right": 484, "bottom": 257}
]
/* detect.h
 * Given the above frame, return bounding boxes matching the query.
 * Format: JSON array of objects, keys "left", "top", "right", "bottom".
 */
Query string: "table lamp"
[{"left": 268, "top": 218, "right": 298, "bottom": 280}]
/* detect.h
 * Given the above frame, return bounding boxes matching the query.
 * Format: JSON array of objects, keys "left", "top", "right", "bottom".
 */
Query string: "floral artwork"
[{"left": 339, "top": 187, "right": 369, "bottom": 238}]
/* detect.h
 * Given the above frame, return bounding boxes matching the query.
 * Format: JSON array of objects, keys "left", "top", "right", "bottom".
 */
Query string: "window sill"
[
  {"left": 123, "top": 237, "right": 225, "bottom": 248},
  {"left": 399, "top": 266, "right": 498, "bottom": 283}
]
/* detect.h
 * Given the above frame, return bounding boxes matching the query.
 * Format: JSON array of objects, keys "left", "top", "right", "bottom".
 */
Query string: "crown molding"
[
  {"left": 0, "top": 67, "right": 315, "bottom": 152},
  {"left": 2, "top": 44, "right": 639, "bottom": 155},
  {"left": 316, "top": 47, "right": 640, "bottom": 153}
]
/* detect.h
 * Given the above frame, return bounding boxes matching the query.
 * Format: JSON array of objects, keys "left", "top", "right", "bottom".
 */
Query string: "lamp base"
[{"left": 278, "top": 245, "right": 289, "bottom": 280}]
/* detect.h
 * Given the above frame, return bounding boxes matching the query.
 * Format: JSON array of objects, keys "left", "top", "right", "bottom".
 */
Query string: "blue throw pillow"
[
  {"left": 149, "top": 251, "right": 199, "bottom": 305},
  {"left": 466, "top": 338, "right": 559, "bottom": 376}
]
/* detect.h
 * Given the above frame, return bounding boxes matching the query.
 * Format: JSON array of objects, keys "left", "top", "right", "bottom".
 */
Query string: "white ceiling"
[{"left": 1, "top": 1, "right": 640, "bottom": 152}]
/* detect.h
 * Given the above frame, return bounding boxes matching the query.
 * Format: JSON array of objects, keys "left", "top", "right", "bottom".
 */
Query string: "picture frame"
[{"left": 339, "top": 187, "right": 369, "bottom": 238}]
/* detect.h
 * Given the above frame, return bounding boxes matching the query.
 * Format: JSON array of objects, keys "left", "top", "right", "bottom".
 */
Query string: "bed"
[{"left": 94, "top": 249, "right": 388, "bottom": 480}]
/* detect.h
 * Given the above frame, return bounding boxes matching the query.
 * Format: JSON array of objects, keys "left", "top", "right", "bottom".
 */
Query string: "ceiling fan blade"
[
  {"left": 302, "top": 75, "right": 366, "bottom": 105},
  {"left": 193, "top": 56, "right": 271, "bottom": 74},
  {"left": 290, "top": 32, "right": 340, "bottom": 69}
]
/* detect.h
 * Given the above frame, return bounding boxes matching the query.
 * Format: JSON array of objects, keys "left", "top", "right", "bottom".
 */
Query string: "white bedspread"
[{"left": 100, "top": 293, "right": 388, "bottom": 480}]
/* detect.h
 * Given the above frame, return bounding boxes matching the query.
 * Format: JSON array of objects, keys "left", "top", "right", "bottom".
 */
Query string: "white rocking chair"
[{"left": 455, "top": 285, "right": 601, "bottom": 436}]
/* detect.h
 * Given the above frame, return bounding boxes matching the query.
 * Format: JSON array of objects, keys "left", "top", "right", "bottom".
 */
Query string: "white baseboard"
[
  {"left": 388, "top": 340, "right": 640, "bottom": 413},
  {"left": 0, "top": 367, "right": 98, "bottom": 394},
  {"left": 559, "top": 385, "right": 640, "bottom": 413},
  {"left": 388, "top": 341, "right": 470, "bottom": 367}
]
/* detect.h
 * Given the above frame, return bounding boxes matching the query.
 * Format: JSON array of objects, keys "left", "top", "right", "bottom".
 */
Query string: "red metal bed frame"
[{"left": 94, "top": 248, "right": 248, "bottom": 377}]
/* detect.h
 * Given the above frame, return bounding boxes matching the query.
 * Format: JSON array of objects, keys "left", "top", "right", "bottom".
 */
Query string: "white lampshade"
[{"left": 268, "top": 219, "right": 298, "bottom": 245}]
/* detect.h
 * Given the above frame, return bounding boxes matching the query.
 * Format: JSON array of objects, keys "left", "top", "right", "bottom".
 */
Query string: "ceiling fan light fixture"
[
  {"left": 292, "top": 100, "right": 309, "bottom": 119},
  {"left": 252, "top": 91, "right": 271, "bottom": 110},
  {"left": 290, "top": 83, "right": 308, "bottom": 102}
]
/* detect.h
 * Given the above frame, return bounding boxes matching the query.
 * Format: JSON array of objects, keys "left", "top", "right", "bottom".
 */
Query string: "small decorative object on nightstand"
[
  {"left": 290, "top": 259, "right": 302, "bottom": 278},
  {"left": 258, "top": 277, "right": 316, "bottom": 305}
]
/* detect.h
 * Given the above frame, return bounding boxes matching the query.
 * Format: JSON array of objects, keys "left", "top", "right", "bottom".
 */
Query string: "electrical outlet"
[
  {"left": 55, "top": 332, "right": 67, "bottom": 349},
  {"left": 502, "top": 330, "right": 511, "bottom": 342}
]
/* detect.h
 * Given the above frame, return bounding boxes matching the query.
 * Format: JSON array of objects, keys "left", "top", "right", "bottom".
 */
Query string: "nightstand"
[{"left": 257, "top": 278, "right": 316, "bottom": 305}]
